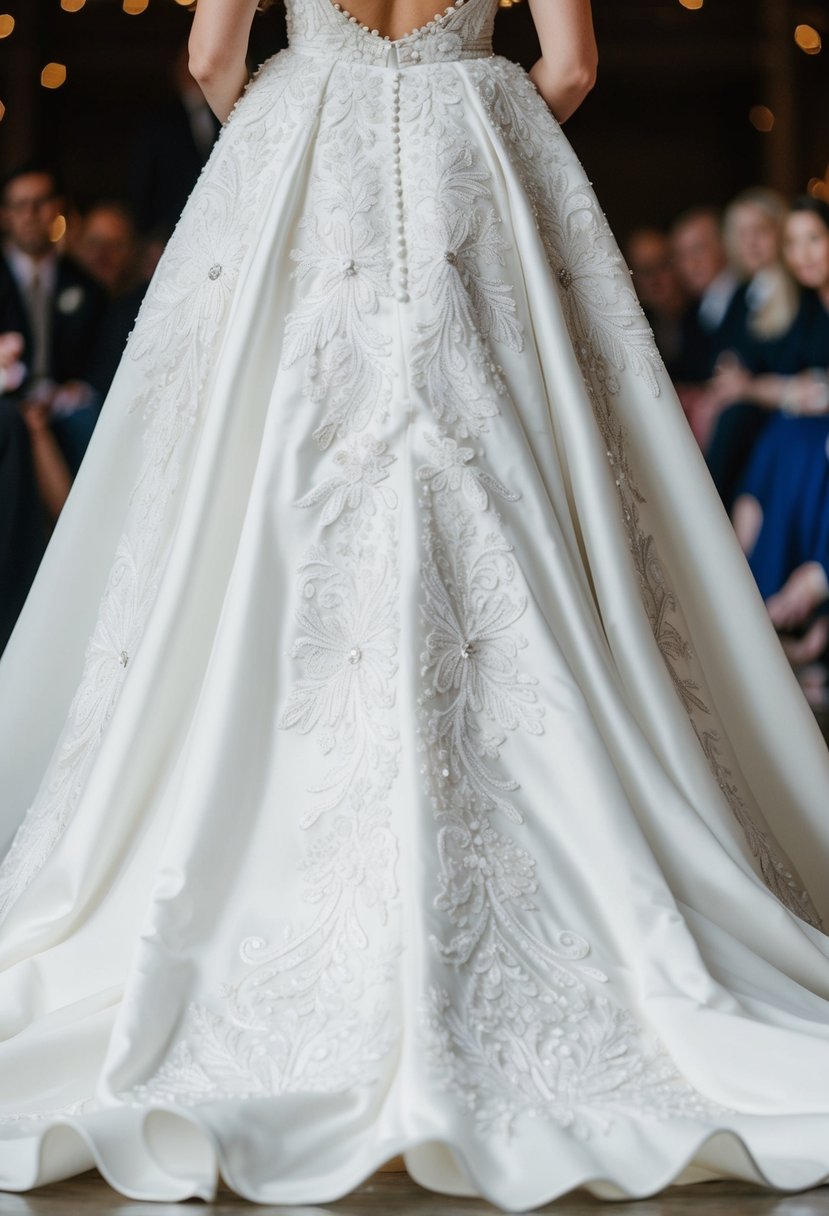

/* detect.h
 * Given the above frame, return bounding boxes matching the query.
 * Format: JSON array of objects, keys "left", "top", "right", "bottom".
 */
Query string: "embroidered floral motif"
[
  {"left": 417, "top": 430, "right": 519, "bottom": 510},
  {"left": 422, "top": 984, "right": 717, "bottom": 1139},
  {"left": 467, "top": 61, "right": 662, "bottom": 397},
  {"left": 124, "top": 461, "right": 402, "bottom": 1106},
  {"left": 407, "top": 130, "right": 523, "bottom": 436},
  {"left": 417, "top": 433, "right": 716, "bottom": 1140},
  {"left": 294, "top": 433, "right": 397, "bottom": 523},
  {"left": 278, "top": 544, "right": 398, "bottom": 825},
  {"left": 419, "top": 507, "right": 543, "bottom": 824},
  {"left": 468, "top": 58, "right": 821, "bottom": 930},
  {"left": 281, "top": 116, "right": 392, "bottom": 450},
  {"left": 0, "top": 54, "right": 322, "bottom": 925}
]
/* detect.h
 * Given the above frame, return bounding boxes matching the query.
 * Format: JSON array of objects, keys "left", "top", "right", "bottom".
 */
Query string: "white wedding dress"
[{"left": 0, "top": 0, "right": 828, "bottom": 1206}]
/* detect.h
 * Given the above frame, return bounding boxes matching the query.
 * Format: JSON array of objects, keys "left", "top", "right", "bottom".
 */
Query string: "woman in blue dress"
[{"left": 709, "top": 197, "right": 829, "bottom": 700}]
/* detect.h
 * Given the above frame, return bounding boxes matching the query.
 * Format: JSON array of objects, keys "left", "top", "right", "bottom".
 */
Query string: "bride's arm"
[
  {"left": 526, "top": 0, "right": 598, "bottom": 122},
  {"left": 188, "top": 0, "right": 262, "bottom": 122}
]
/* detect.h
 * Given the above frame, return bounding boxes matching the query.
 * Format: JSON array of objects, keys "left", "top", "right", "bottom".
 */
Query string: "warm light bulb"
[
  {"left": 0, "top": 13, "right": 15, "bottom": 37},
  {"left": 0, "top": 100, "right": 5, "bottom": 122},
  {"left": 61, "top": 0, "right": 87, "bottom": 10},
  {"left": 749, "top": 105, "right": 775, "bottom": 133},
  {"left": 679, "top": 0, "right": 704, "bottom": 10},
  {"left": 49, "top": 215, "right": 67, "bottom": 244},
  {"left": 41, "top": 62, "right": 68, "bottom": 89},
  {"left": 123, "top": 0, "right": 149, "bottom": 12},
  {"left": 794, "top": 23, "right": 822, "bottom": 54}
]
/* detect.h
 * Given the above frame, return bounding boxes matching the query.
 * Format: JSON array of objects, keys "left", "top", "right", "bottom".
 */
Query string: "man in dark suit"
[
  {"left": 0, "top": 161, "right": 107, "bottom": 475},
  {"left": 129, "top": 41, "right": 221, "bottom": 239},
  {"left": 671, "top": 207, "right": 744, "bottom": 385}
]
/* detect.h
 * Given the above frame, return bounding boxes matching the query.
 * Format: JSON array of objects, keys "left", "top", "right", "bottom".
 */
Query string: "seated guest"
[
  {"left": 74, "top": 201, "right": 144, "bottom": 300},
  {"left": 712, "top": 198, "right": 829, "bottom": 627},
  {"left": 0, "top": 161, "right": 107, "bottom": 476},
  {"left": 0, "top": 340, "right": 47, "bottom": 655},
  {"left": 671, "top": 206, "right": 743, "bottom": 384},
  {"left": 74, "top": 201, "right": 151, "bottom": 396},
  {"left": 766, "top": 560, "right": 829, "bottom": 709},
  {"left": 625, "top": 228, "right": 687, "bottom": 378},
  {"left": 0, "top": 329, "right": 71, "bottom": 526},
  {"left": 705, "top": 189, "right": 800, "bottom": 510},
  {"left": 670, "top": 207, "right": 743, "bottom": 453},
  {"left": 76, "top": 201, "right": 151, "bottom": 397}
]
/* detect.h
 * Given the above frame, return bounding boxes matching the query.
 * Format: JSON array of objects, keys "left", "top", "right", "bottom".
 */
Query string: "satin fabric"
[{"left": 0, "top": 0, "right": 828, "bottom": 1206}]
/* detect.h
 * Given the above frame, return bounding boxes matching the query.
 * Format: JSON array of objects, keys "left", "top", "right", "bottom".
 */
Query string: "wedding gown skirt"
[{"left": 0, "top": 0, "right": 828, "bottom": 1204}]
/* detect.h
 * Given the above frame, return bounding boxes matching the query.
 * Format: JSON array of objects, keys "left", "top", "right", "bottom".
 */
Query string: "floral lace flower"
[{"left": 295, "top": 434, "right": 397, "bottom": 524}]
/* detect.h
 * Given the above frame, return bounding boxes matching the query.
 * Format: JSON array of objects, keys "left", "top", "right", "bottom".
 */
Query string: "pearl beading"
[
  {"left": 331, "top": 0, "right": 467, "bottom": 48},
  {"left": 390, "top": 70, "right": 409, "bottom": 304},
  {"left": 286, "top": 0, "right": 496, "bottom": 67}
]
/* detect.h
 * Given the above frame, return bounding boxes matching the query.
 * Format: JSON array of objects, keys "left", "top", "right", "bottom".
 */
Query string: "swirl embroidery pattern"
[
  {"left": 123, "top": 65, "right": 405, "bottom": 1105},
  {"left": 0, "top": 53, "right": 322, "bottom": 925},
  {"left": 467, "top": 58, "right": 821, "bottom": 929},
  {"left": 407, "top": 70, "right": 717, "bottom": 1141},
  {"left": 417, "top": 463, "right": 716, "bottom": 1139}
]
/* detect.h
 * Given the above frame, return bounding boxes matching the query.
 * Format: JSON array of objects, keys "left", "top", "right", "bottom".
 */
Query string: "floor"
[{"left": 2, "top": 1171, "right": 829, "bottom": 1215}]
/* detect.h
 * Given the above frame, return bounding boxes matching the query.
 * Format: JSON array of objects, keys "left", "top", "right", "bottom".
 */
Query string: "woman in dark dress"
[
  {"left": 704, "top": 188, "right": 800, "bottom": 510},
  {"left": 711, "top": 198, "right": 829, "bottom": 700}
]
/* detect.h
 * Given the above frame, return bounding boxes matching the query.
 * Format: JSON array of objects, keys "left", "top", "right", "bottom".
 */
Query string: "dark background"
[{"left": 0, "top": 0, "right": 827, "bottom": 240}]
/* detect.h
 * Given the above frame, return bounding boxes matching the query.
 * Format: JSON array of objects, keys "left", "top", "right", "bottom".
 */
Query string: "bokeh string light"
[
  {"left": 0, "top": 0, "right": 821, "bottom": 193},
  {"left": 794, "top": 23, "right": 822, "bottom": 55},
  {"left": 40, "top": 61, "right": 68, "bottom": 89}
]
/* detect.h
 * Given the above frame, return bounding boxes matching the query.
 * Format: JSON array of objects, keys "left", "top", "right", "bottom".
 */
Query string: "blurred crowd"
[
  {"left": 627, "top": 191, "right": 829, "bottom": 708},
  {"left": 0, "top": 43, "right": 219, "bottom": 655},
  {"left": 2, "top": 53, "right": 829, "bottom": 713}
]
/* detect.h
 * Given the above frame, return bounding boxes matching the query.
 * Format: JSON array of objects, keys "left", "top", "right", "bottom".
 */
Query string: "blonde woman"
[{"left": 705, "top": 188, "right": 800, "bottom": 509}]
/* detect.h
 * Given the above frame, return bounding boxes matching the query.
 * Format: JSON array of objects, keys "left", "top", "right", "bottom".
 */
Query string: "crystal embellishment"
[{"left": 208, "top": 264, "right": 223, "bottom": 281}]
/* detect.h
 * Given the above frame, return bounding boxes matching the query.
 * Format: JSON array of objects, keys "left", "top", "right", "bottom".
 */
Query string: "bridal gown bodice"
[
  {"left": 284, "top": 0, "right": 498, "bottom": 65},
  {"left": 0, "top": 0, "right": 828, "bottom": 1206}
]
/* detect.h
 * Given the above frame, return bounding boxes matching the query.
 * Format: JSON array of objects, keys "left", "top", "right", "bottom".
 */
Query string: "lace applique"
[
  {"left": 468, "top": 59, "right": 822, "bottom": 930},
  {"left": 417, "top": 436, "right": 717, "bottom": 1139},
  {"left": 281, "top": 73, "right": 393, "bottom": 449},
  {"left": 419, "top": 503, "right": 543, "bottom": 824},
  {"left": 0, "top": 1097, "right": 96, "bottom": 1127},
  {"left": 123, "top": 78, "right": 406, "bottom": 1099},
  {"left": 416, "top": 429, "right": 519, "bottom": 510},
  {"left": 0, "top": 54, "right": 322, "bottom": 926},
  {"left": 583, "top": 341, "right": 821, "bottom": 928},
  {"left": 284, "top": 0, "right": 499, "bottom": 67},
  {"left": 294, "top": 433, "right": 397, "bottom": 523},
  {"left": 405, "top": 79, "right": 524, "bottom": 434},
  {"left": 467, "top": 60, "right": 662, "bottom": 398},
  {"left": 123, "top": 458, "right": 402, "bottom": 1105}
]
